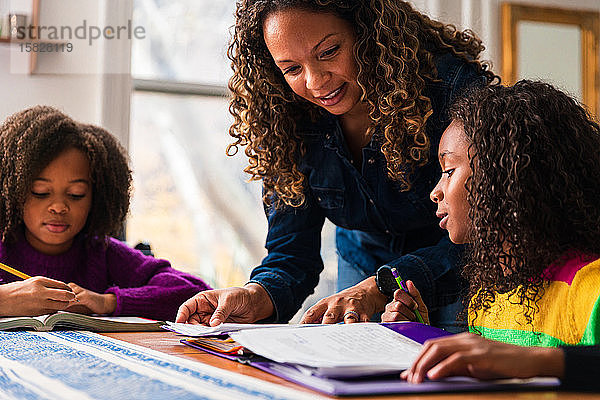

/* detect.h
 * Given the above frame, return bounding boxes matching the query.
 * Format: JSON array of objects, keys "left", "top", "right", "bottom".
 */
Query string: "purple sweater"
[{"left": 0, "top": 234, "right": 211, "bottom": 321}]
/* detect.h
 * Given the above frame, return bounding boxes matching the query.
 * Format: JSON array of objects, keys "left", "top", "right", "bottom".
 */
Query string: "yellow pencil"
[{"left": 0, "top": 261, "right": 31, "bottom": 280}]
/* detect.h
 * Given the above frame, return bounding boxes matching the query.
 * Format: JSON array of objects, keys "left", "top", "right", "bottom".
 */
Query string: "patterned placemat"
[{"left": 0, "top": 331, "right": 322, "bottom": 400}]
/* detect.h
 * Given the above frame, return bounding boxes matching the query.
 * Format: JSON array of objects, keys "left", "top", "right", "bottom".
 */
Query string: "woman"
[{"left": 177, "top": 0, "right": 497, "bottom": 329}]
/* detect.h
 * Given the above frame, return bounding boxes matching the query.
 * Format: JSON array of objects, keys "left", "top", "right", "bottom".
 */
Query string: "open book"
[{"left": 0, "top": 311, "right": 164, "bottom": 332}]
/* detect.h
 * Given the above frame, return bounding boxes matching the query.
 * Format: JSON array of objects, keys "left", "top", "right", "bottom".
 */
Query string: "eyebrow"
[
  {"left": 33, "top": 178, "right": 90, "bottom": 184},
  {"left": 438, "top": 151, "right": 455, "bottom": 160},
  {"left": 275, "top": 33, "right": 339, "bottom": 63}
]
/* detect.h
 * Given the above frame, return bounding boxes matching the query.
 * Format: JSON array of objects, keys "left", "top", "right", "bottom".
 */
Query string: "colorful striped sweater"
[{"left": 469, "top": 254, "right": 600, "bottom": 347}]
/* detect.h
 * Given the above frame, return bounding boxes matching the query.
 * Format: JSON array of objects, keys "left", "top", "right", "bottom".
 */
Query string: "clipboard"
[{"left": 181, "top": 322, "right": 560, "bottom": 396}]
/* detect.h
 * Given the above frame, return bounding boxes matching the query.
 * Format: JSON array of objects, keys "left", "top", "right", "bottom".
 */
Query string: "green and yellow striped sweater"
[{"left": 469, "top": 255, "right": 600, "bottom": 347}]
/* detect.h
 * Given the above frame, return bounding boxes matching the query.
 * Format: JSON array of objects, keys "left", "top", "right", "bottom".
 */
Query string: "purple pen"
[{"left": 390, "top": 267, "right": 408, "bottom": 291}]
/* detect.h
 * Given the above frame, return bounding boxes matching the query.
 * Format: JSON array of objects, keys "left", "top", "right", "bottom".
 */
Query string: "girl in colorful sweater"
[
  {"left": 0, "top": 106, "right": 211, "bottom": 321},
  {"left": 382, "top": 81, "right": 600, "bottom": 388}
]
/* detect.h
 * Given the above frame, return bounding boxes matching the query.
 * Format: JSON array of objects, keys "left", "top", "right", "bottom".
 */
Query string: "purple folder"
[{"left": 181, "top": 322, "right": 560, "bottom": 396}]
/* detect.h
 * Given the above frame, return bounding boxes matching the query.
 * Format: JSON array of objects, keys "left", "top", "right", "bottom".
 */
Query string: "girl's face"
[
  {"left": 23, "top": 147, "right": 92, "bottom": 255},
  {"left": 430, "top": 121, "right": 472, "bottom": 244},
  {"left": 263, "top": 8, "right": 364, "bottom": 118}
]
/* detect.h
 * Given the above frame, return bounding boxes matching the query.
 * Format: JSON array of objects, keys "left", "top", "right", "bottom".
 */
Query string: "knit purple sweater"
[{"left": 0, "top": 233, "right": 211, "bottom": 321}]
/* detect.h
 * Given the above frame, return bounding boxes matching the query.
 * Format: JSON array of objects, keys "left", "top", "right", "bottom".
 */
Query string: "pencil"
[
  {"left": 0, "top": 262, "right": 31, "bottom": 280},
  {"left": 390, "top": 267, "right": 426, "bottom": 324}
]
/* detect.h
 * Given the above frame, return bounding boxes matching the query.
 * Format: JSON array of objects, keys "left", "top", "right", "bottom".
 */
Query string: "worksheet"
[{"left": 230, "top": 322, "right": 422, "bottom": 374}]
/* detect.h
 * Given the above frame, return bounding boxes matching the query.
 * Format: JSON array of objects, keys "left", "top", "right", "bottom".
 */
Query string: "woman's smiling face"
[
  {"left": 263, "top": 8, "right": 363, "bottom": 117},
  {"left": 430, "top": 121, "right": 473, "bottom": 244}
]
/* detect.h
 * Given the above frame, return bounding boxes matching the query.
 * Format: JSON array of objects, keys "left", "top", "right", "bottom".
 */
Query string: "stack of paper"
[{"left": 230, "top": 323, "right": 422, "bottom": 377}]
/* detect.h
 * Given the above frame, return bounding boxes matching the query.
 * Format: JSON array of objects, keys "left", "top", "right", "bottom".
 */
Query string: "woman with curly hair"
[
  {"left": 382, "top": 81, "right": 600, "bottom": 389},
  {"left": 0, "top": 106, "right": 211, "bottom": 321},
  {"left": 177, "top": 0, "right": 496, "bottom": 329}
]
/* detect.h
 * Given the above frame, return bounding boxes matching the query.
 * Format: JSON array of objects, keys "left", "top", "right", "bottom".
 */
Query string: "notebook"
[{"left": 0, "top": 311, "right": 164, "bottom": 332}]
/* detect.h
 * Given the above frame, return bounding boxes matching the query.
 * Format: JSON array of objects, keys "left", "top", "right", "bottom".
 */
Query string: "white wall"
[
  {"left": 0, "top": 51, "right": 103, "bottom": 124},
  {"left": 0, "top": 0, "right": 131, "bottom": 145}
]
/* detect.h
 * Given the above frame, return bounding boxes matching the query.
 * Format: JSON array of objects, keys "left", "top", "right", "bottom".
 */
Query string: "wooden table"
[{"left": 100, "top": 331, "right": 597, "bottom": 400}]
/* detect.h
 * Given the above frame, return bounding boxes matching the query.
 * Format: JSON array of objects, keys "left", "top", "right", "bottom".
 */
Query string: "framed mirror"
[{"left": 501, "top": 3, "right": 599, "bottom": 118}]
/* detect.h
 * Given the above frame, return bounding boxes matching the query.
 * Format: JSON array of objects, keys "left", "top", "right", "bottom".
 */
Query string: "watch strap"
[{"left": 375, "top": 266, "right": 398, "bottom": 301}]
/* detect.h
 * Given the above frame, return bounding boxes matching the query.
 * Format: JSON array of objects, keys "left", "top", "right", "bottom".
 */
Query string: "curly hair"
[
  {"left": 450, "top": 80, "right": 600, "bottom": 329},
  {"left": 0, "top": 106, "right": 132, "bottom": 244},
  {"left": 227, "top": 0, "right": 498, "bottom": 207}
]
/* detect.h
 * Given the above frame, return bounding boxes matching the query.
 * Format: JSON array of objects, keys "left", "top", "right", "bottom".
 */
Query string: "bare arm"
[{"left": 402, "top": 332, "right": 564, "bottom": 383}]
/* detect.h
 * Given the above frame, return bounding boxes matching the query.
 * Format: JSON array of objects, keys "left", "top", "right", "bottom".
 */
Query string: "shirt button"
[{"left": 368, "top": 158, "right": 375, "bottom": 164}]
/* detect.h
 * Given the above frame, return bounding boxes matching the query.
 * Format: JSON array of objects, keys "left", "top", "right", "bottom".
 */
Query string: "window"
[{"left": 128, "top": 0, "right": 337, "bottom": 321}]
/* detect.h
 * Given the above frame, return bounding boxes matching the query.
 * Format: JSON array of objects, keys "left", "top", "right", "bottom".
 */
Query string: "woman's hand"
[
  {"left": 0, "top": 276, "right": 77, "bottom": 316},
  {"left": 65, "top": 283, "right": 117, "bottom": 315},
  {"left": 176, "top": 283, "right": 274, "bottom": 326},
  {"left": 401, "top": 332, "right": 565, "bottom": 383},
  {"left": 381, "top": 280, "right": 429, "bottom": 324},
  {"left": 300, "top": 276, "right": 388, "bottom": 324}
]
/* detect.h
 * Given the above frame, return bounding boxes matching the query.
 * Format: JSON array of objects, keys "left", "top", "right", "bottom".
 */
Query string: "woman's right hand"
[
  {"left": 381, "top": 280, "right": 429, "bottom": 324},
  {"left": 176, "top": 283, "right": 274, "bottom": 326},
  {"left": 0, "top": 276, "right": 77, "bottom": 316}
]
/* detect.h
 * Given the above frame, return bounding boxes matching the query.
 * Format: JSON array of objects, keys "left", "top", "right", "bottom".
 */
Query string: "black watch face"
[{"left": 377, "top": 267, "right": 399, "bottom": 298}]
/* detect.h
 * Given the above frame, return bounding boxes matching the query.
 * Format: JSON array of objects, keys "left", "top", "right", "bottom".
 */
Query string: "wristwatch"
[{"left": 375, "top": 266, "right": 398, "bottom": 301}]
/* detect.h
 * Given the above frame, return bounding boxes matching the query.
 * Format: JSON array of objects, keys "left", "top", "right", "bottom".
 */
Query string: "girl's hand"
[
  {"left": 65, "top": 283, "right": 117, "bottom": 315},
  {"left": 401, "top": 332, "right": 565, "bottom": 383},
  {"left": 381, "top": 280, "right": 429, "bottom": 324},
  {"left": 0, "top": 276, "right": 77, "bottom": 316},
  {"left": 300, "top": 277, "right": 388, "bottom": 324}
]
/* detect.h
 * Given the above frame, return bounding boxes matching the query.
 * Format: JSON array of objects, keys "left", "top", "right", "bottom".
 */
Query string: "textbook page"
[
  {"left": 0, "top": 312, "right": 164, "bottom": 332},
  {"left": 230, "top": 322, "right": 422, "bottom": 369}
]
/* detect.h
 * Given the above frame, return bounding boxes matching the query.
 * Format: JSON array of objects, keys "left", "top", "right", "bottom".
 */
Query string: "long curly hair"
[
  {"left": 0, "top": 106, "right": 132, "bottom": 245},
  {"left": 227, "top": 0, "right": 498, "bottom": 207},
  {"left": 450, "top": 81, "right": 600, "bottom": 328}
]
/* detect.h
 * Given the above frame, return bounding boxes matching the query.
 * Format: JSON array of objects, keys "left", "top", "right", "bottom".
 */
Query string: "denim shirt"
[{"left": 249, "top": 52, "right": 486, "bottom": 323}]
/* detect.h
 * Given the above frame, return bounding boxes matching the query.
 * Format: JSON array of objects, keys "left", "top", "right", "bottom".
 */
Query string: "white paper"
[
  {"left": 230, "top": 323, "right": 422, "bottom": 369},
  {"left": 163, "top": 321, "right": 319, "bottom": 336}
]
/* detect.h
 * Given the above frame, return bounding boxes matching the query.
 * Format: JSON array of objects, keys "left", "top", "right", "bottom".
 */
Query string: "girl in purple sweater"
[{"left": 0, "top": 106, "right": 211, "bottom": 321}]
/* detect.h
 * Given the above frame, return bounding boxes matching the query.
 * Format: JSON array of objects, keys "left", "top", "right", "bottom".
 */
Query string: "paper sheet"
[
  {"left": 163, "top": 322, "right": 319, "bottom": 336},
  {"left": 230, "top": 322, "right": 422, "bottom": 369}
]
